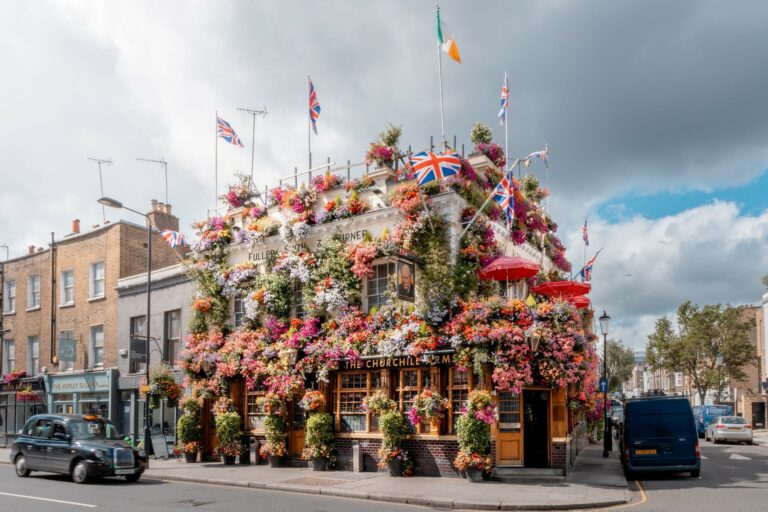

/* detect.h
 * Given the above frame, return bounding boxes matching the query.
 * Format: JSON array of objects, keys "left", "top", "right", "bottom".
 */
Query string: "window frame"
[
  {"left": 89, "top": 261, "right": 105, "bottom": 299},
  {"left": 27, "top": 336, "right": 40, "bottom": 377},
  {"left": 365, "top": 261, "right": 396, "bottom": 313},
  {"left": 2, "top": 339, "right": 14, "bottom": 374},
  {"left": 27, "top": 274, "right": 41, "bottom": 310},
  {"left": 129, "top": 316, "right": 147, "bottom": 374},
  {"left": 3, "top": 280, "right": 15, "bottom": 313},
  {"left": 58, "top": 330, "right": 75, "bottom": 372},
  {"left": 396, "top": 368, "right": 435, "bottom": 434},
  {"left": 245, "top": 386, "right": 268, "bottom": 432},
  {"left": 164, "top": 309, "right": 182, "bottom": 365},
  {"left": 89, "top": 324, "right": 105, "bottom": 369},
  {"left": 334, "top": 370, "right": 385, "bottom": 433},
  {"left": 447, "top": 368, "right": 475, "bottom": 434},
  {"left": 60, "top": 270, "right": 74, "bottom": 306},
  {"left": 232, "top": 297, "right": 245, "bottom": 328}
]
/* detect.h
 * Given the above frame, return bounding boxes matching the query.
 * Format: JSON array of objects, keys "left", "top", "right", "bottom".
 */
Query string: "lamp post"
[
  {"left": 715, "top": 353, "right": 723, "bottom": 404},
  {"left": 98, "top": 197, "right": 153, "bottom": 454},
  {"left": 599, "top": 310, "right": 612, "bottom": 457}
]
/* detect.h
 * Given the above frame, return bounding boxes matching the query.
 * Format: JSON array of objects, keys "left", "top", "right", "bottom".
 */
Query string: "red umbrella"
[
  {"left": 566, "top": 295, "right": 591, "bottom": 309},
  {"left": 477, "top": 256, "right": 540, "bottom": 281},
  {"left": 530, "top": 281, "right": 591, "bottom": 298}
]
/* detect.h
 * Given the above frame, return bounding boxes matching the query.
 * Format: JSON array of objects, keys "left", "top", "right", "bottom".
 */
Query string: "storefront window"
[
  {"left": 498, "top": 392, "right": 521, "bottom": 431},
  {"left": 246, "top": 387, "right": 267, "bottom": 431},
  {"left": 335, "top": 370, "right": 384, "bottom": 432},
  {"left": 397, "top": 369, "right": 432, "bottom": 432},
  {"left": 448, "top": 368, "right": 474, "bottom": 433},
  {"left": 79, "top": 392, "right": 108, "bottom": 417},
  {"left": 54, "top": 393, "right": 74, "bottom": 415}
]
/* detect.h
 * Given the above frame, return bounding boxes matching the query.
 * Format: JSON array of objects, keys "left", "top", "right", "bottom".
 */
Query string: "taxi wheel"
[
  {"left": 124, "top": 474, "right": 141, "bottom": 483},
  {"left": 71, "top": 460, "right": 90, "bottom": 484},
  {"left": 14, "top": 455, "right": 31, "bottom": 477}
]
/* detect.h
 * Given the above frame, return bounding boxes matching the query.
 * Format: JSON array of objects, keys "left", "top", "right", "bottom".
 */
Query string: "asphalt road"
[
  {"left": 630, "top": 440, "right": 768, "bottom": 512},
  {"left": 0, "top": 469, "right": 423, "bottom": 512}
]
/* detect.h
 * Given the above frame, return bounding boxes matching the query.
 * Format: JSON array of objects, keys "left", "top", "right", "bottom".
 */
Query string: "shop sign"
[
  {"left": 50, "top": 372, "right": 111, "bottom": 393},
  {"left": 59, "top": 337, "right": 77, "bottom": 362},
  {"left": 247, "top": 229, "right": 371, "bottom": 262},
  {"left": 340, "top": 352, "right": 455, "bottom": 371}
]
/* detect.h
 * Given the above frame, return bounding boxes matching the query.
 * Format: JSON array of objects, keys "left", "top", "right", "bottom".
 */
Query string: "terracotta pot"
[
  {"left": 387, "top": 459, "right": 403, "bottom": 477},
  {"left": 268, "top": 455, "right": 282, "bottom": 467},
  {"left": 222, "top": 455, "right": 236, "bottom": 465},
  {"left": 466, "top": 467, "right": 484, "bottom": 483},
  {"left": 311, "top": 456, "right": 328, "bottom": 471},
  {"left": 184, "top": 452, "right": 197, "bottom": 463}
]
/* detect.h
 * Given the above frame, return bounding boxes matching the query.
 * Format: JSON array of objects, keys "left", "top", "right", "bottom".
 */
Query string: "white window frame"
[
  {"left": 89, "top": 325, "right": 104, "bottom": 369},
  {"left": 59, "top": 330, "right": 75, "bottom": 372},
  {"left": 27, "top": 274, "right": 41, "bottom": 310},
  {"left": 27, "top": 336, "right": 40, "bottom": 377},
  {"left": 89, "top": 261, "right": 105, "bottom": 299},
  {"left": 165, "top": 309, "right": 182, "bottom": 364},
  {"left": 60, "top": 270, "right": 74, "bottom": 306},
  {"left": 3, "top": 340, "right": 15, "bottom": 374},
  {"left": 2, "top": 280, "right": 15, "bottom": 314},
  {"left": 365, "top": 261, "right": 396, "bottom": 313},
  {"left": 233, "top": 297, "right": 244, "bottom": 328}
]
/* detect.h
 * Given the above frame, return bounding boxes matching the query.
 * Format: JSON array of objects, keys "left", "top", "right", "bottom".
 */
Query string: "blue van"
[
  {"left": 693, "top": 405, "right": 733, "bottom": 438},
  {"left": 621, "top": 396, "right": 700, "bottom": 479}
]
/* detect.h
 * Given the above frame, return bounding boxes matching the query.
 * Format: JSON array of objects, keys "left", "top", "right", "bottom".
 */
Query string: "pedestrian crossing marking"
[{"left": 728, "top": 453, "right": 750, "bottom": 460}]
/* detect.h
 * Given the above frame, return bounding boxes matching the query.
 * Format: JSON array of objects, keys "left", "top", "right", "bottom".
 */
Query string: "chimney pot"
[
  {"left": 151, "top": 199, "right": 158, "bottom": 211},
  {"left": 165, "top": 204, "right": 172, "bottom": 215},
  {"left": 72, "top": 219, "right": 81, "bottom": 234},
  {"left": 28, "top": 245, "right": 36, "bottom": 255},
  {"left": 158, "top": 202, "right": 166, "bottom": 214}
]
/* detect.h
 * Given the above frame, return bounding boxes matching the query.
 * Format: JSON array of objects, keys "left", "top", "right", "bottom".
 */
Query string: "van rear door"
[{"left": 627, "top": 401, "right": 697, "bottom": 468}]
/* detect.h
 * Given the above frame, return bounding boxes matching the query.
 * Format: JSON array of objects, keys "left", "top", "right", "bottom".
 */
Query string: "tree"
[
  {"left": 646, "top": 301, "right": 754, "bottom": 405},
  {"left": 762, "top": 274, "right": 768, "bottom": 289},
  {"left": 607, "top": 339, "right": 634, "bottom": 392}
]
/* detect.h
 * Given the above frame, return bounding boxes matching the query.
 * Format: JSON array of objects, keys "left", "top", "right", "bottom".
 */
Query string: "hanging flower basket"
[
  {"left": 142, "top": 364, "right": 182, "bottom": 409},
  {"left": 16, "top": 386, "right": 37, "bottom": 403}
]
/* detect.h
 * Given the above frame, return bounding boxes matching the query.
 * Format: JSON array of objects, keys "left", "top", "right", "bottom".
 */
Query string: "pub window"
[
  {"left": 397, "top": 369, "right": 432, "bottom": 433},
  {"left": 366, "top": 262, "right": 395, "bottom": 313},
  {"left": 335, "top": 370, "right": 384, "bottom": 432},
  {"left": 246, "top": 387, "right": 267, "bottom": 431},
  {"left": 233, "top": 297, "right": 245, "bottom": 328},
  {"left": 447, "top": 368, "right": 474, "bottom": 433},
  {"left": 292, "top": 282, "right": 305, "bottom": 319},
  {"left": 498, "top": 392, "right": 521, "bottom": 431}
]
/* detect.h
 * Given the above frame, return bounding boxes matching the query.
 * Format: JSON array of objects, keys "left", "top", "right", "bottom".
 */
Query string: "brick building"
[{"left": 0, "top": 201, "right": 180, "bottom": 445}]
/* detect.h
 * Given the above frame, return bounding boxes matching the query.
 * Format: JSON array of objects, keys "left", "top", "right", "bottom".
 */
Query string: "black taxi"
[{"left": 10, "top": 414, "right": 148, "bottom": 484}]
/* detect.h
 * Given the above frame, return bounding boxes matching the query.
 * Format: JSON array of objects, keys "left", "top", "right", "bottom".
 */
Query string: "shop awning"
[
  {"left": 477, "top": 256, "right": 540, "bottom": 281},
  {"left": 566, "top": 295, "right": 591, "bottom": 309},
  {"left": 530, "top": 280, "right": 591, "bottom": 298}
]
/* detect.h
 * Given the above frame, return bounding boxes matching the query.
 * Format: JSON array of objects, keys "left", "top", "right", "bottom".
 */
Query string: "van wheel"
[
  {"left": 690, "top": 470, "right": 700, "bottom": 478},
  {"left": 71, "top": 460, "right": 89, "bottom": 484},
  {"left": 14, "top": 455, "right": 31, "bottom": 477},
  {"left": 124, "top": 474, "right": 141, "bottom": 483}
]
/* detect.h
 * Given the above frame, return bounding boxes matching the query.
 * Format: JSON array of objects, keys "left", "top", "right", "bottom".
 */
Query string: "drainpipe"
[{"left": 50, "top": 232, "right": 57, "bottom": 365}]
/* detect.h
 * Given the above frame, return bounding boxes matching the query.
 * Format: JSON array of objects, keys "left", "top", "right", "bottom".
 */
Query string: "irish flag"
[{"left": 437, "top": 8, "right": 461, "bottom": 63}]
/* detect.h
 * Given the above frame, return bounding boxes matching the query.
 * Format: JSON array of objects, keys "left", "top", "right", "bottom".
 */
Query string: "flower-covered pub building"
[{"left": 181, "top": 126, "right": 600, "bottom": 477}]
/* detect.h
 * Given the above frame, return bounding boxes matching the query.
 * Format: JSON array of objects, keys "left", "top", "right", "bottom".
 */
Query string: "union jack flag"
[
  {"left": 217, "top": 116, "right": 244, "bottom": 147},
  {"left": 161, "top": 230, "right": 187, "bottom": 248},
  {"left": 578, "top": 249, "right": 602, "bottom": 282},
  {"left": 498, "top": 72, "right": 509, "bottom": 126},
  {"left": 524, "top": 146, "right": 548, "bottom": 168},
  {"left": 409, "top": 151, "right": 461, "bottom": 186},
  {"left": 582, "top": 218, "right": 589, "bottom": 246},
  {"left": 308, "top": 77, "right": 321, "bottom": 135},
  {"left": 493, "top": 170, "right": 516, "bottom": 227}
]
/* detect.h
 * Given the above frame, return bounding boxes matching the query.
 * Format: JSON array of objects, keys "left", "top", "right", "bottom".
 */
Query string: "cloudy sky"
[{"left": 1, "top": 0, "right": 767, "bottom": 350}]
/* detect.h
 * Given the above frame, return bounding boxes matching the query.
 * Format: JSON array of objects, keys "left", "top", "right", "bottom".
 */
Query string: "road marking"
[
  {"left": 729, "top": 453, "right": 750, "bottom": 460},
  {"left": 700, "top": 455, "right": 708, "bottom": 460},
  {"left": 0, "top": 491, "right": 97, "bottom": 508},
  {"left": 591, "top": 480, "right": 647, "bottom": 511}
]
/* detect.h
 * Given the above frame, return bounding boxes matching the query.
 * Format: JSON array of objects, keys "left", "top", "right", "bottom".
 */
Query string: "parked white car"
[{"left": 704, "top": 416, "right": 753, "bottom": 445}]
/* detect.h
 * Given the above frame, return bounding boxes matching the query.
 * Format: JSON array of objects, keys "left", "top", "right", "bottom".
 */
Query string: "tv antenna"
[
  {"left": 137, "top": 157, "right": 169, "bottom": 204},
  {"left": 237, "top": 106, "right": 268, "bottom": 180},
  {"left": 87, "top": 157, "right": 112, "bottom": 222}
]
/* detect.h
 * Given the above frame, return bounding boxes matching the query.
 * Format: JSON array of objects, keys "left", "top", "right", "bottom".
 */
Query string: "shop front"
[
  {"left": 44, "top": 369, "right": 117, "bottom": 421},
  {"left": 0, "top": 376, "right": 47, "bottom": 447},
  {"left": 118, "top": 372, "right": 181, "bottom": 452}
]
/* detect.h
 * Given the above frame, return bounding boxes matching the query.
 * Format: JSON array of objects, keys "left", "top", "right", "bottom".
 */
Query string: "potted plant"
[
  {"left": 214, "top": 398, "right": 243, "bottom": 465},
  {"left": 365, "top": 124, "right": 402, "bottom": 171},
  {"left": 177, "top": 398, "right": 203, "bottom": 463},
  {"left": 408, "top": 388, "right": 448, "bottom": 434},
  {"left": 454, "top": 390, "right": 496, "bottom": 482},
  {"left": 144, "top": 363, "right": 182, "bottom": 409},
  {"left": 16, "top": 385, "right": 37, "bottom": 403},
  {"left": 302, "top": 412, "right": 334, "bottom": 471},
  {"left": 258, "top": 393, "right": 287, "bottom": 467},
  {"left": 377, "top": 408, "right": 410, "bottom": 476}
]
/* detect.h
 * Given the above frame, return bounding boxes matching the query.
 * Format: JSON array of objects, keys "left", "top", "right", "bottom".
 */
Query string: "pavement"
[{"left": 1, "top": 441, "right": 630, "bottom": 510}]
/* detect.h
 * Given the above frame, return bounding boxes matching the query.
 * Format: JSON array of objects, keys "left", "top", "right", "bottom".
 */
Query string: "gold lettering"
[{"left": 442, "top": 354, "right": 452, "bottom": 364}]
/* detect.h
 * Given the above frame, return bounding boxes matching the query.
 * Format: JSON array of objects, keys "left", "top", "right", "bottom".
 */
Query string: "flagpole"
[
  {"left": 436, "top": 2, "right": 446, "bottom": 151},
  {"left": 582, "top": 218, "right": 587, "bottom": 283},
  {"left": 214, "top": 110, "right": 218, "bottom": 212},
  {"left": 545, "top": 143, "right": 550, "bottom": 214},
  {"left": 459, "top": 158, "right": 520, "bottom": 240},
  {"left": 307, "top": 74, "right": 312, "bottom": 171},
  {"left": 504, "top": 70, "right": 508, "bottom": 175}
]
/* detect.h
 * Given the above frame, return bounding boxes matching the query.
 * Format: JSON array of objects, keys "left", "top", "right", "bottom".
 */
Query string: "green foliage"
[
  {"left": 470, "top": 122, "right": 493, "bottom": 145},
  {"left": 411, "top": 214, "right": 455, "bottom": 323},
  {"left": 311, "top": 236, "right": 362, "bottom": 309},
  {"left": 607, "top": 339, "right": 635, "bottom": 391},
  {"left": 214, "top": 411, "right": 242, "bottom": 445},
  {"left": 456, "top": 415, "right": 491, "bottom": 455},
  {"left": 177, "top": 412, "right": 202, "bottom": 444},
  {"left": 378, "top": 123, "right": 403, "bottom": 148},
  {"left": 263, "top": 414, "right": 286, "bottom": 447},
  {"left": 304, "top": 412, "right": 334, "bottom": 452},
  {"left": 379, "top": 410, "right": 408, "bottom": 450},
  {"left": 262, "top": 271, "right": 293, "bottom": 319},
  {"left": 188, "top": 264, "right": 230, "bottom": 331},
  {"left": 647, "top": 301, "right": 755, "bottom": 404}
]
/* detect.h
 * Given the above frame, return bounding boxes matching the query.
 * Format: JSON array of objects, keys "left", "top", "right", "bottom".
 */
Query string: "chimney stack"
[
  {"left": 146, "top": 199, "right": 180, "bottom": 232},
  {"left": 28, "top": 245, "right": 36, "bottom": 255},
  {"left": 72, "top": 219, "right": 80, "bottom": 234}
]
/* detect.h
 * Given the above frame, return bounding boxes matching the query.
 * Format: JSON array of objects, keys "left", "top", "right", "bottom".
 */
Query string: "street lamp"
[
  {"left": 599, "top": 310, "right": 612, "bottom": 457},
  {"left": 715, "top": 353, "right": 724, "bottom": 404},
  {"left": 98, "top": 196, "right": 153, "bottom": 454}
]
